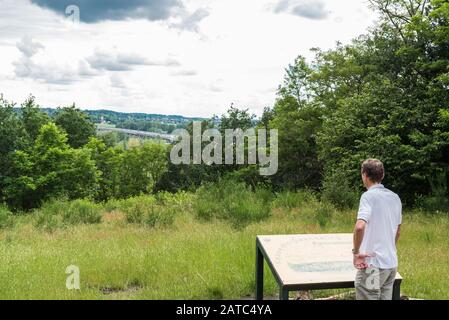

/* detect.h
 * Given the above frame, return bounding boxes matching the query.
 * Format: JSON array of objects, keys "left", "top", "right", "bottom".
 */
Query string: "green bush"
[
  {"left": 194, "top": 179, "right": 272, "bottom": 226},
  {"left": 34, "top": 199, "right": 67, "bottom": 231},
  {"left": 415, "top": 171, "right": 449, "bottom": 213},
  {"left": 36, "top": 199, "right": 67, "bottom": 216},
  {"left": 120, "top": 195, "right": 175, "bottom": 228},
  {"left": 62, "top": 199, "right": 102, "bottom": 225},
  {"left": 121, "top": 196, "right": 156, "bottom": 224},
  {"left": 0, "top": 205, "right": 13, "bottom": 229},
  {"left": 35, "top": 198, "right": 102, "bottom": 231},
  {"left": 415, "top": 195, "right": 449, "bottom": 214},
  {"left": 321, "top": 172, "right": 360, "bottom": 210},
  {"left": 155, "top": 191, "right": 193, "bottom": 208},
  {"left": 35, "top": 212, "right": 60, "bottom": 232},
  {"left": 103, "top": 198, "right": 124, "bottom": 212},
  {"left": 272, "top": 190, "right": 317, "bottom": 209},
  {"left": 145, "top": 205, "right": 176, "bottom": 228}
]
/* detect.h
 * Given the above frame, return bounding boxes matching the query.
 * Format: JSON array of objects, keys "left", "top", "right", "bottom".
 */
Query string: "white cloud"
[
  {"left": 13, "top": 36, "right": 84, "bottom": 84},
  {"left": 170, "top": 8, "right": 210, "bottom": 32},
  {"left": 275, "top": 0, "right": 329, "bottom": 20},
  {"left": 16, "top": 36, "right": 45, "bottom": 57},
  {"left": 0, "top": 0, "right": 378, "bottom": 117},
  {"left": 110, "top": 74, "right": 128, "bottom": 89},
  {"left": 209, "top": 79, "right": 225, "bottom": 92},
  {"left": 171, "top": 69, "right": 198, "bottom": 76},
  {"left": 86, "top": 51, "right": 152, "bottom": 71}
]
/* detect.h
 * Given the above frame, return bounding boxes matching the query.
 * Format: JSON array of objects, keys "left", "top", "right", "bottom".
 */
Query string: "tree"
[
  {"left": 33, "top": 123, "right": 98, "bottom": 204},
  {"left": 277, "top": 56, "right": 313, "bottom": 104},
  {"left": 119, "top": 141, "right": 168, "bottom": 198},
  {"left": 260, "top": 107, "right": 274, "bottom": 130},
  {"left": 0, "top": 95, "right": 27, "bottom": 204},
  {"left": 54, "top": 105, "right": 96, "bottom": 148},
  {"left": 157, "top": 118, "right": 221, "bottom": 192},
  {"left": 4, "top": 123, "right": 99, "bottom": 209},
  {"left": 317, "top": 0, "right": 449, "bottom": 204},
  {"left": 86, "top": 137, "right": 122, "bottom": 201},
  {"left": 269, "top": 96, "right": 323, "bottom": 190},
  {"left": 2, "top": 150, "right": 37, "bottom": 210},
  {"left": 21, "top": 95, "right": 50, "bottom": 142},
  {"left": 260, "top": 0, "right": 448, "bottom": 205},
  {"left": 219, "top": 105, "right": 255, "bottom": 133}
]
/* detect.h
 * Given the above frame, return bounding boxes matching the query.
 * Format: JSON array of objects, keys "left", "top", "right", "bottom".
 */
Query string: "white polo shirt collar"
[{"left": 368, "top": 184, "right": 384, "bottom": 190}]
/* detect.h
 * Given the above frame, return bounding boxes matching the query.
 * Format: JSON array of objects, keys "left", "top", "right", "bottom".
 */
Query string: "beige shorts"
[{"left": 355, "top": 267, "right": 397, "bottom": 300}]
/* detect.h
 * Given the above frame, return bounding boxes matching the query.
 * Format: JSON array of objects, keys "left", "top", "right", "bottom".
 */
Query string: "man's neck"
[{"left": 366, "top": 182, "right": 381, "bottom": 190}]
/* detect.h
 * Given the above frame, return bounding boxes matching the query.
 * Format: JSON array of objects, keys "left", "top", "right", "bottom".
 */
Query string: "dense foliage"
[
  {"left": 1, "top": 0, "right": 448, "bottom": 211},
  {"left": 266, "top": 0, "right": 449, "bottom": 206},
  {"left": 159, "top": 0, "right": 449, "bottom": 207},
  {"left": 0, "top": 96, "right": 168, "bottom": 210}
]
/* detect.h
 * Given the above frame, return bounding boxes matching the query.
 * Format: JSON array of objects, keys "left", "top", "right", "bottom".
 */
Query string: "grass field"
[{"left": 0, "top": 191, "right": 448, "bottom": 300}]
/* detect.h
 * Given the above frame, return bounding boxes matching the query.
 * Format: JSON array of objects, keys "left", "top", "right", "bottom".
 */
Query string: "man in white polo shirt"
[{"left": 352, "top": 159, "right": 402, "bottom": 300}]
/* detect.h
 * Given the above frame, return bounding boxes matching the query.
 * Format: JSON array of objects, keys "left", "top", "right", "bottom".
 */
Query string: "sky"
[{"left": 0, "top": 0, "right": 378, "bottom": 118}]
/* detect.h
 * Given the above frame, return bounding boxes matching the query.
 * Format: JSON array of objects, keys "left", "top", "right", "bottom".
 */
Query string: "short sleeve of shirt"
[{"left": 357, "top": 193, "right": 372, "bottom": 222}]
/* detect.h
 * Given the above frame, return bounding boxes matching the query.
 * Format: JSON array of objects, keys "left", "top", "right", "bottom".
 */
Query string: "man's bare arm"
[
  {"left": 353, "top": 219, "right": 366, "bottom": 253},
  {"left": 353, "top": 219, "right": 370, "bottom": 269}
]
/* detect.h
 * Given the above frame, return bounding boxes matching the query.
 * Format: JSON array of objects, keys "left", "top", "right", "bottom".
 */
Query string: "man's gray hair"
[{"left": 361, "top": 159, "right": 385, "bottom": 183}]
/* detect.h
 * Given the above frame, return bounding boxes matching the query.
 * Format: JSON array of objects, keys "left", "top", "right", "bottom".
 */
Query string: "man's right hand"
[{"left": 353, "top": 253, "right": 372, "bottom": 269}]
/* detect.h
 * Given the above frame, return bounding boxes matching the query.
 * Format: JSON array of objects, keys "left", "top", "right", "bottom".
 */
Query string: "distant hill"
[
  {"left": 34, "top": 108, "right": 205, "bottom": 124},
  {"left": 14, "top": 107, "right": 206, "bottom": 134},
  {"left": 85, "top": 109, "right": 205, "bottom": 134}
]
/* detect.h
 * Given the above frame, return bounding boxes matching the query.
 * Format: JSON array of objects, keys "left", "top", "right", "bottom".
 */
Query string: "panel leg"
[
  {"left": 393, "top": 280, "right": 401, "bottom": 300},
  {"left": 279, "top": 286, "right": 289, "bottom": 300},
  {"left": 255, "top": 243, "right": 264, "bottom": 300}
]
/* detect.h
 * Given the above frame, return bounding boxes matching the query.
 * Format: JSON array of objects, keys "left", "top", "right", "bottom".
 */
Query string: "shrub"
[
  {"left": 155, "top": 191, "right": 193, "bottom": 209},
  {"left": 103, "top": 198, "right": 124, "bottom": 212},
  {"left": 35, "top": 212, "right": 60, "bottom": 232},
  {"left": 193, "top": 194, "right": 220, "bottom": 221},
  {"left": 34, "top": 199, "right": 67, "bottom": 231},
  {"left": 321, "top": 172, "right": 360, "bottom": 210},
  {"left": 145, "top": 205, "right": 176, "bottom": 228},
  {"left": 37, "top": 198, "right": 67, "bottom": 216},
  {"left": 62, "top": 199, "right": 102, "bottom": 225},
  {"left": 120, "top": 195, "right": 175, "bottom": 228},
  {"left": 0, "top": 205, "right": 13, "bottom": 229},
  {"left": 121, "top": 196, "right": 156, "bottom": 224},
  {"left": 272, "top": 190, "right": 317, "bottom": 209},
  {"left": 415, "top": 195, "right": 449, "bottom": 213},
  {"left": 35, "top": 198, "right": 102, "bottom": 231},
  {"left": 415, "top": 171, "right": 449, "bottom": 213},
  {"left": 194, "top": 179, "right": 272, "bottom": 227}
]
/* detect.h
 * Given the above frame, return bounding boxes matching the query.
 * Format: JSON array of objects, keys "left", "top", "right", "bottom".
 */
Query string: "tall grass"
[
  {"left": 110, "top": 195, "right": 178, "bottom": 228},
  {"left": 119, "top": 196, "right": 157, "bottom": 224},
  {"left": 272, "top": 190, "right": 317, "bottom": 210},
  {"left": 194, "top": 180, "right": 273, "bottom": 227},
  {"left": 314, "top": 202, "right": 335, "bottom": 228},
  {"left": 0, "top": 201, "right": 448, "bottom": 299},
  {"left": 35, "top": 199, "right": 102, "bottom": 231},
  {"left": 0, "top": 205, "right": 13, "bottom": 229},
  {"left": 321, "top": 172, "right": 360, "bottom": 209},
  {"left": 1, "top": 185, "right": 448, "bottom": 299}
]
